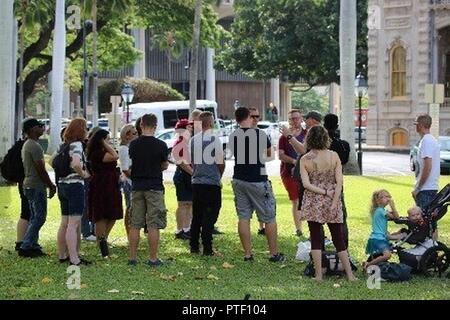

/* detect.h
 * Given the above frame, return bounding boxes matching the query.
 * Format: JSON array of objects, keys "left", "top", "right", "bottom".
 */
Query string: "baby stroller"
[{"left": 391, "top": 184, "right": 450, "bottom": 277}]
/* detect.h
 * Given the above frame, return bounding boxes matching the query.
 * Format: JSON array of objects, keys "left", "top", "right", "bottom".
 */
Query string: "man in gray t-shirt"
[
  {"left": 189, "top": 112, "right": 225, "bottom": 256},
  {"left": 19, "top": 118, "right": 56, "bottom": 257}
]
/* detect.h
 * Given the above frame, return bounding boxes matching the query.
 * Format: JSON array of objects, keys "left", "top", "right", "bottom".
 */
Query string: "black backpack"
[
  {"left": 330, "top": 137, "right": 350, "bottom": 165},
  {"left": 0, "top": 139, "right": 26, "bottom": 183},
  {"left": 52, "top": 143, "right": 73, "bottom": 179},
  {"left": 304, "top": 251, "right": 358, "bottom": 277}
]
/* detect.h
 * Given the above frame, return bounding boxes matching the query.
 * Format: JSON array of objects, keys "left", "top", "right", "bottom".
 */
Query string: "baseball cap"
[
  {"left": 175, "top": 119, "right": 191, "bottom": 130},
  {"left": 304, "top": 111, "right": 322, "bottom": 123},
  {"left": 22, "top": 118, "right": 44, "bottom": 133}
]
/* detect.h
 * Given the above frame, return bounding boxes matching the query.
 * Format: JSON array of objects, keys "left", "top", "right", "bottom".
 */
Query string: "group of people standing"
[{"left": 12, "top": 106, "right": 438, "bottom": 281}]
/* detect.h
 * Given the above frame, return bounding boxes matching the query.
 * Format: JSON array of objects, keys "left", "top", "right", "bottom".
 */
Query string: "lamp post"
[
  {"left": 355, "top": 72, "right": 368, "bottom": 175},
  {"left": 121, "top": 84, "right": 135, "bottom": 124}
]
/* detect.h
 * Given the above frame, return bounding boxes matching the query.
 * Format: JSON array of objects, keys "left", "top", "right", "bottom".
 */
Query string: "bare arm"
[
  {"left": 179, "top": 163, "right": 193, "bottom": 176},
  {"left": 161, "top": 161, "right": 169, "bottom": 171},
  {"left": 71, "top": 155, "right": 90, "bottom": 179},
  {"left": 289, "top": 137, "right": 306, "bottom": 155},
  {"left": 417, "top": 157, "right": 432, "bottom": 190},
  {"left": 386, "top": 199, "right": 400, "bottom": 220},
  {"left": 279, "top": 149, "right": 297, "bottom": 165},
  {"left": 33, "top": 160, "right": 55, "bottom": 190},
  {"left": 102, "top": 140, "right": 119, "bottom": 163},
  {"left": 122, "top": 169, "right": 132, "bottom": 178}
]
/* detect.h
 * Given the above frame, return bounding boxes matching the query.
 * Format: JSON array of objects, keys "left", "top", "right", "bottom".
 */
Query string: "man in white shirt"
[{"left": 412, "top": 114, "right": 440, "bottom": 210}]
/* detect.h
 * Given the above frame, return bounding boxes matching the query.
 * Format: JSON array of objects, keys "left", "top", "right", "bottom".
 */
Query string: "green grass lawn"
[{"left": 1, "top": 176, "right": 450, "bottom": 300}]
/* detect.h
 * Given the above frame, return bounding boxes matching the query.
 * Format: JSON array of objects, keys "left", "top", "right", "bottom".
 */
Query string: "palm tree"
[
  {"left": 0, "top": 0, "right": 15, "bottom": 161},
  {"left": 189, "top": 0, "right": 203, "bottom": 112},
  {"left": 339, "top": 0, "right": 359, "bottom": 174},
  {"left": 152, "top": 31, "right": 186, "bottom": 88},
  {"left": 48, "top": 0, "right": 66, "bottom": 154}
]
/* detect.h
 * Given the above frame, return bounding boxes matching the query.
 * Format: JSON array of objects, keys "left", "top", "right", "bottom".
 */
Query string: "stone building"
[{"left": 367, "top": 0, "right": 450, "bottom": 147}]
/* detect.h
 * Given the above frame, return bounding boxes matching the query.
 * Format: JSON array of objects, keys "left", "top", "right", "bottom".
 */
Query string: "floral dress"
[{"left": 300, "top": 168, "right": 343, "bottom": 224}]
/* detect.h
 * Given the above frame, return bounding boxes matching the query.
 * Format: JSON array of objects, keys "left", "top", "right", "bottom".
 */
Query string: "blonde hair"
[
  {"left": 370, "top": 189, "right": 390, "bottom": 216},
  {"left": 120, "top": 124, "right": 135, "bottom": 146}
]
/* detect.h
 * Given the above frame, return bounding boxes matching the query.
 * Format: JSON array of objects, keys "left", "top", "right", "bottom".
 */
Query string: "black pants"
[{"left": 190, "top": 184, "right": 222, "bottom": 253}]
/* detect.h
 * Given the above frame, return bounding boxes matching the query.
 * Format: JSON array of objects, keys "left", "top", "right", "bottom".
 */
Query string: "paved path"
[{"left": 163, "top": 152, "right": 413, "bottom": 181}]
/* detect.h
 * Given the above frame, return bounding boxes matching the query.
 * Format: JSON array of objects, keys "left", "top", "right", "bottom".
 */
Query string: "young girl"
[{"left": 364, "top": 189, "right": 400, "bottom": 269}]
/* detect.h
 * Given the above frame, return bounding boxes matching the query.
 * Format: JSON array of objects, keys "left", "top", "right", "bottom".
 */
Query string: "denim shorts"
[
  {"left": 58, "top": 182, "right": 85, "bottom": 216},
  {"left": 416, "top": 190, "right": 437, "bottom": 211}
]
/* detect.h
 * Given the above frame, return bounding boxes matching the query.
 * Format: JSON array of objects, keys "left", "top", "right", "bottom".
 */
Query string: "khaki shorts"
[{"left": 131, "top": 190, "right": 167, "bottom": 230}]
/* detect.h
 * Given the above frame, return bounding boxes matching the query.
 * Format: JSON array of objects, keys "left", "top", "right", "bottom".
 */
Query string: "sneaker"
[
  {"left": 99, "top": 237, "right": 109, "bottom": 257},
  {"left": 212, "top": 228, "right": 224, "bottom": 235},
  {"left": 296, "top": 230, "right": 303, "bottom": 237},
  {"left": 127, "top": 259, "right": 138, "bottom": 266},
  {"left": 59, "top": 257, "right": 70, "bottom": 263},
  {"left": 83, "top": 235, "right": 97, "bottom": 242},
  {"left": 257, "top": 228, "right": 265, "bottom": 236},
  {"left": 145, "top": 259, "right": 164, "bottom": 267},
  {"left": 244, "top": 255, "right": 254, "bottom": 262},
  {"left": 175, "top": 231, "right": 190, "bottom": 240},
  {"left": 70, "top": 258, "right": 91, "bottom": 266},
  {"left": 18, "top": 248, "right": 45, "bottom": 258},
  {"left": 15, "top": 242, "right": 23, "bottom": 251},
  {"left": 269, "top": 253, "right": 286, "bottom": 263},
  {"left": 203, "top": 247, "right": 214, "bottom": 256},
  {"left": 190, "top": 247, "right": 200, "bottom": 254}
]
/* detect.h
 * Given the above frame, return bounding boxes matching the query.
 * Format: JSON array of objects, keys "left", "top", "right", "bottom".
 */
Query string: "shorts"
[
  {"left": 121, "top": 181, "right": 132, "bottom": 209},
  {"left": 174, "top": 180, "right": 193, "bottom": 202},
  {"left": 281, "top": 175, "right": 299, "bottom": 201},
  {"left": 58, "top": 182, "right": 85, "bottom": 216},
  {"left": 366, "top": 238, "right": 391, "bottom": 256},
  {"left": 131, "top": 190, "right": 167, "bottom": 229},
  {"left": 232, "top": 179, "right": 276, "bottom": 224},
  {"left": 18, "top": 183, "right": 31, "bottom": 221}
]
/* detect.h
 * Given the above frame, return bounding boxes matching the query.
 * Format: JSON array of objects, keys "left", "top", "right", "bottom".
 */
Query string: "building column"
[
  {"left": 206, "top": 48, "right": 216, "bottom": 101},
  {"left": 133, "top": 28, "right": 146, "bottom": 79},
  {"left": 0, "top": 0, "right": 15, "bottom": 163}
]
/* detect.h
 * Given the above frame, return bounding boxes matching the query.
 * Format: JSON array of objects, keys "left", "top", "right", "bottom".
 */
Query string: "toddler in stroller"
[{"left": 391, "top": 184, "right": 450, "bottom": 277}]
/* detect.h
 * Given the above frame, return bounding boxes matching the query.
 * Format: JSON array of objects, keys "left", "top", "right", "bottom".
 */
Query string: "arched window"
[{"left": 391, "top": 46, "right": 407, "bottom": 98}]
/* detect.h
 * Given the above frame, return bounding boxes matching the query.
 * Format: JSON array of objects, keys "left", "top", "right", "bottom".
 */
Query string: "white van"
[
  {"left": 127, "top": 100, "right": 218, "bottom": 131},
  {"left": 126, "top": 100, "right": 230, "bottom": 156}
]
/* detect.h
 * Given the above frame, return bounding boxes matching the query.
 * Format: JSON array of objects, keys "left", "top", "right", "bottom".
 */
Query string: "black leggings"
[{"left": 308, "top": 221, "right": 347, "bottom": 252}]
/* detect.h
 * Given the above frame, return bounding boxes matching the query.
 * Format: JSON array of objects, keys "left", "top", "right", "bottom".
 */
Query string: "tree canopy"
[
  {"left": 14, "top": 0, "right": 226, "bottom": 105},
  {"left": 215, "top": 0, "right": 368, "bottom": 88}
]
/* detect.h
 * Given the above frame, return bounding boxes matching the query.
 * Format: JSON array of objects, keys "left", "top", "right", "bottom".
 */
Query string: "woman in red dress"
[{"left": 87, "top": 129, "right": 123, "bottom": 257}]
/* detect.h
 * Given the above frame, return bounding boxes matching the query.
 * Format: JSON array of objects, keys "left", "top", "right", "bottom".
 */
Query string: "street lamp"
[
  {"left": 355, "top": 72, "right": 368, "bottom": 175},
  {"left": 121, "top": 84, "right": 135, "bottom": 124}
]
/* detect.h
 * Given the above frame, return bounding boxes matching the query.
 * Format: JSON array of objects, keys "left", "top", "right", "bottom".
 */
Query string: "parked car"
[
  {"left": 410, "top": 136, "right": 450, "bottom": 175},
  {"left": 354, "top": 127, "right": 367, "bottom": 143}
]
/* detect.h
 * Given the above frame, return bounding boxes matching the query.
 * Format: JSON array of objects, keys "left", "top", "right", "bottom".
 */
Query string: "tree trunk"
[
  {"left": 91, "top": 0, "right": 99, "bottom": 127},
  {"left": 339, "top": 0, "right": 359, "bottom": 175},
  {"left": 0, "top": 0, "right": 15, "bottom": 164},
  {"left": 48, "top": 0, "right": 66, "bottom": 154},
  {"left": 168, "top": 49, "right": 172, "bottom": 87},
  {"left": 189, "top": 0, "right": 202, "bottom": 112}
]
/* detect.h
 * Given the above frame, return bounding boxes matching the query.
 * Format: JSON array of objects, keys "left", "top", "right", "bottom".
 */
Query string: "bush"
[{"left": 99, "top": 77, "right": 184, "bottom": 113}]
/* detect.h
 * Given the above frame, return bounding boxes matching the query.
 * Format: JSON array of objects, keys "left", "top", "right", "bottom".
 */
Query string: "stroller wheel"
[{"left": 420, "top": 242, "right": 450, "bottom": 277}]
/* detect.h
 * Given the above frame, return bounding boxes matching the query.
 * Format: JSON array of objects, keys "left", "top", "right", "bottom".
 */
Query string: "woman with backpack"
[
  {"left": 87, "top": 129, "right": 123, "bottom": 257},
  {"left": 56, "top": 118, "right": 91, "bottom": 266}
]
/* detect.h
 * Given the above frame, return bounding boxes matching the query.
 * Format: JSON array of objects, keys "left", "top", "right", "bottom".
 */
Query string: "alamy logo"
[
  {"left": 366, "top": 265, "right": 381, "bottom": 290},
  {"left": 66, "top": 265, "right": 81, "bottom": 290},
  {"left": 66, "top": 5, "right": 81, "bottom": 30}
]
